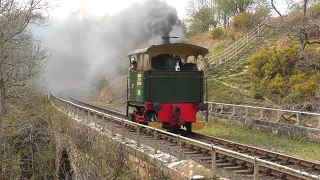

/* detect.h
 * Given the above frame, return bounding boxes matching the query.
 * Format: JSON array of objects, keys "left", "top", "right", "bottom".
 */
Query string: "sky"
[
  {"left": 39, "top": 0, "right": 287, "bottom": 93},
  {"left": 49, "top": 0, "right": 287, "bottom": 20},
  {"left": 50, "top": 0, "right": 188, "bottom": 20}
]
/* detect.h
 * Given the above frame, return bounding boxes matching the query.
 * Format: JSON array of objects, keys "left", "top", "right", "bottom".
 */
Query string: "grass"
[
  {"left": 89, "top": 101, "right": 126, "bottom": 111},
  {"left": 195, "top": 122, "right": 320, "bottom": 161},
  {"left": 210, "top": 44, "right": 227, "bottom": 54},
  {"left": 207, "top": 79, "right": 253, "bottom": 104},
  {"left": 208, "top": 39, "right": 265, "bottom": 78},
  {"left": 223, "top": 71, "right": 251, "bottom": 90},
  {"left": 205, "top": 39, "right": 267, "bottom": 106}
]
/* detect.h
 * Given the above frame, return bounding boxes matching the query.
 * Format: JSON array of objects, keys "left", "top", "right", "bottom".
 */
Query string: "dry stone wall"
[{"left": 209, "top": 114, "right": 320, "bottom": 143}]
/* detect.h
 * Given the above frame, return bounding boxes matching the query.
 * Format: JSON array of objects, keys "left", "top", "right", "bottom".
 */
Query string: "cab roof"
[{"left": 127, "top": 43, "right": 209, "bottom": 60}]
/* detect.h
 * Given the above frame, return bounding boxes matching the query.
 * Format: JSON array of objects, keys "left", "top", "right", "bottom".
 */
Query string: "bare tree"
[
  {"left": 0, "top": 1, "right": 51, "bottom": 178},
  {"left": 0, "top": 0, "right": 50, "bottom": 119},
  {"left": 271, "top": 0, "right": 283, "bottom": 16},
  {"left": 271, "top": 0, "right": 320, "bottom": 70},
  {"left": 298, "top": 0, "right": 320, "bottom": 59}
]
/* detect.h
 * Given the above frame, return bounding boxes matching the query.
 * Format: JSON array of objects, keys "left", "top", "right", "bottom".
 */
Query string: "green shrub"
[
  {"left": 227, "top": 30, "right": 236, "bottom": 41},
  {"left": 285, "top": 72, "right": 320, "bottom": 103},
  {"left": 231, "top": 12, "right": 249, "bottom": 31},
  {"left": 210, "top": 27, "right": 225, "bottom": 40},
  {"left": 248, "top": 44, "right": 320, "bottom": 105},
  {"left": 248, "top": 48, "right": 272, "bottom": 78},
  {"left": 253, "top": 93, "right": 264, "bottom": 100},
  {"left": 231, "top": 9, "right": 270, "bottom": 31}
]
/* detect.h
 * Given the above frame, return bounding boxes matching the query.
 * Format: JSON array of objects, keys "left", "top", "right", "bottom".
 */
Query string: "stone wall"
[
  {"left": 209, "top": 114, "right": 320, "bottom": 143},
  {"left": 124, "top": 141, "right": 215, "bottom": 180},
  {"left": 100, "top": 130, "right": 224, "bottom": 180},
  {"left": 53, "top": 104, "right": 226, "bottom": 180}
]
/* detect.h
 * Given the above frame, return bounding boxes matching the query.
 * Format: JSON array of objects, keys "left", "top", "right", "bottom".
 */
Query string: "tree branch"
[
  {"left": 271, "top": 0, "right": 282, "bottom": 17},
  {"left": 307, "top": 40, "right": 320, "bottom": 45}
]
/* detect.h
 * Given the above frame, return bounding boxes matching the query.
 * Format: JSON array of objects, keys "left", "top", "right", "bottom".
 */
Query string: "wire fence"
[{"left": 206, "top": 101, "right": 320, "bottom": 129}]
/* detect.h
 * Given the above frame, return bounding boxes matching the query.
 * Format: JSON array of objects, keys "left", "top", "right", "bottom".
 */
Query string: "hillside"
[
  {"left": 93, "top": 30, "right": 319, "bottom": 111},
  {"left": 185, "top": 30, "right": 268, "bottom": 105},
  {"left": 185, "top": 15, "right": 320, "bottom": 111},
  {"left": 93, "top": 6, "right": 320, "bottom": 112}
]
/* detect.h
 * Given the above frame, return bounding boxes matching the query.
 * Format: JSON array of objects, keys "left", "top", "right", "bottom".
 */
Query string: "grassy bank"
[
  {"left": 89, "top": 101, "right": 128, "bottom": 112},
  {"left": 196, "top": 122, "right": 320, "bottom": 161},
  {"left": 207, "top": 79, "right": 253, "bottom": 104}
]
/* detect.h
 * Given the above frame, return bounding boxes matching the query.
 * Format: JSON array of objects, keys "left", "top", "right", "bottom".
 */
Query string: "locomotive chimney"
[
  {"left": 162, "top": 37, "right": 170, "bottom": 44},
  {"left": 161, "top": 36, "right": 178, "bottom": 44}
]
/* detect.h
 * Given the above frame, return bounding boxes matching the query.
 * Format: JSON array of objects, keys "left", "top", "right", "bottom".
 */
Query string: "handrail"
[
  {"left": 50, "top": 94, "right": 319, "bottom": 179},
  {"left": 210, "top": 18, "right": 271, "bottom": 65},
  {"left": 205, "top": 101, "right": 320, "bottom": 116},
  {"left": 226, "top": 35, "right": 257, "bottom": 60},
  {"left": 211, "top": 28, "right": 260, "bottom": 64},
  {"left": 205, "top": 101, "right": 320, "bottom": 128},
  {"left": 223, "top": 18, "right": 269, "bottom": 53}
]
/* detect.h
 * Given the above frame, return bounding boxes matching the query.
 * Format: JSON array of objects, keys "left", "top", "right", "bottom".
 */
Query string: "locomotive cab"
[{"left": 126, "top": 40, "right": 208, "bottom": 132}]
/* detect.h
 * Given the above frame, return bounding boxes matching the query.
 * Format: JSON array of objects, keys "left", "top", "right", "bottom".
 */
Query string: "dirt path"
[
  {"left": 213, "top": 78, "right": 250, "bottom": 93},
  {"left": 218, "top": 67, "right": 248, "bottom": 79},
  {"left": 210, "top": 67, "right": 250, "bottom": 93},
  {"left": 226, "top": 68, "right": 248, "bottom": 78}
]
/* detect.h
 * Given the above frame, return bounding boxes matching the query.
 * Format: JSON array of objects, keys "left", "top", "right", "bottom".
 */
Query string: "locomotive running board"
[
  {"left": 192, "top": 122, "right": 206, "bottom": 130},
  {"left": 148, "top": 122, "right": 163, "bottom": 129}
]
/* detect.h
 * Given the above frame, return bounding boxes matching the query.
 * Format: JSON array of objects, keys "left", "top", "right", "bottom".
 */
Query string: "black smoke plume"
[{"left": 43, "top": 0, "right": 184, "bottom": 93}]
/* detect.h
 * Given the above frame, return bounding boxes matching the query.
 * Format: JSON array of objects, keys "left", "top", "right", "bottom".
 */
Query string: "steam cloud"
[{"left": 42, "top": 0, "right": 185, "bottom": 94}]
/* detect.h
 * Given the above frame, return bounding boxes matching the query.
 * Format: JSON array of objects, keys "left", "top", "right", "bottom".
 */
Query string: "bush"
[
  {"left": 210, "top": 27, "right": 225, "bottom": 40},
  {"left": 231, "top": 12, "right": 249, "bottom": 31},
  {"left": 226, "top": 29, "right": 236, "bottom": 41},
  {"left": 248, "top": 44, "right": 320, "bottom": 105},
  {"left": 285, "top": 72, "right": 320, "bottom": 103},
  {"left": 253, "top": 93, "right": 264, "bottom": 100},
  {"left": 231, "top": 9, "right": 270, "bottom": 31}
]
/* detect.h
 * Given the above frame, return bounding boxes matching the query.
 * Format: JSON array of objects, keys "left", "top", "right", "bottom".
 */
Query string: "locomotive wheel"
[
  {"left": 171, "top": 126, "right": 180, "bottom": 133},
  {"left": 129, "top": 113, "right": 135, "bottom": 122},
  {"left": 185, "top": 122, "right": 192, "bottom": 132},
  {"left": 145, "top": 110, "right": 157, "bottom": 122}
]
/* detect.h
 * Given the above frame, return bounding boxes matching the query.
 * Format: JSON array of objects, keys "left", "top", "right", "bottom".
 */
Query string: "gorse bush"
[
  {"left": 286, "top": 72, "right": 320, "bottom": 103},
  {"left": 249, "top": 44, "right": 320, "bottom": 106},
  {"left": 210, "top": 27, "right": 225, "bottom": 40},
  {"left": 231, "top": 9, "right": 270, "bottom": 31},
  {"left": 232, "top": 12, "right": 249, "bottom": 31}
]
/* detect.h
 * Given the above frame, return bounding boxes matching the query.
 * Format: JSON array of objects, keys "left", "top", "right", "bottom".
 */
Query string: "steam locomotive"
[{"left": 126, "top": 37, "right": 208, "bottom": 132}]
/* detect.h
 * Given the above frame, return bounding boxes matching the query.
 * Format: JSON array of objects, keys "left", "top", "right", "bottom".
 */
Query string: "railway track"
[{"left": 54, "top": 93, "right": 320, "bottom": 180}]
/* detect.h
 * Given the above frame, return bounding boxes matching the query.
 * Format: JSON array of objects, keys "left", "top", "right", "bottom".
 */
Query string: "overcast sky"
[
  {"left": 50, "top": 0, "right": 286, "bottom": 20},
  {"left": 39, "top": 0, "right": 287, "bottom": 93},
  {"left": 50, "top": 0, "right": 188, "bottom": 19}
]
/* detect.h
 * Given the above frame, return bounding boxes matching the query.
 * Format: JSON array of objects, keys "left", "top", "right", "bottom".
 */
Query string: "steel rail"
[
  {"left": 67, "top": 95, "right": 320, "bottom": 171},
  {"left": 65, "top": 94, "right": 320, "bottom": 178},
  {"left": 51, "top": 94, "right": 320, "bottom": 180},
  {"left": 191, "top": 132, "right": 320, "bottom": 170}
]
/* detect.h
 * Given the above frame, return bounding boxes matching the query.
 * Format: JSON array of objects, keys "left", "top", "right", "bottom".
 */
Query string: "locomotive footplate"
[{"left": 148, "top": 122, "right": 163, "bottom": 129}]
